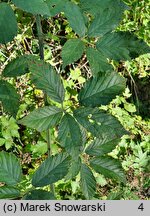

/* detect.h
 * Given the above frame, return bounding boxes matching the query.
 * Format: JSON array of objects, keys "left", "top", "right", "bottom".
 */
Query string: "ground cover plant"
[{"left": 0, "top": 0, "right": 149, "bottom": 199}]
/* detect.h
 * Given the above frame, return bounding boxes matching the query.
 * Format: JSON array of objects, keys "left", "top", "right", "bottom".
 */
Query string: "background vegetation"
[{"left": 0, "top": 0, "right": 149, "bottom": 199}]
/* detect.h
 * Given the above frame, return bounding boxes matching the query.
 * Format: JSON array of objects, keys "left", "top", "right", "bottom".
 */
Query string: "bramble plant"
[{"left": 0, "top": 0, "right": 150, "bottom": 199}]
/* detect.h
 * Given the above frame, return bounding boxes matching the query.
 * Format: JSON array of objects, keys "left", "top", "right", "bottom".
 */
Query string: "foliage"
[{"left": 0, "top": 0, "right": 149, "bottom": 200}]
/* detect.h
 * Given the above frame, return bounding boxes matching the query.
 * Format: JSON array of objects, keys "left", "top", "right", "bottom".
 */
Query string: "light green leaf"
[
  {"left": 63, "top": 2, "right": 87, "bottom": 37},
  {"left": 0, "top": 186, "right": 20, "bottom": 199},
  {"left": 124, "top": 103, "right": 136, "bottom": 113},
  {"left": 90, "top": 156, "right": 126, "bottom": 183},
  {"left": 86, "top": 133, "right": 120, "bottom": 156},
  {"left": 31, "top": 141, "right": 48, "bottom": 156},
  {"left": 78, "top": 71, "right": 126, "bottom": 107},
  {"left": 12, "top": 0, "right": 50, "bottom": 16},
  {"left": 80, "top": 163, "right": 96, "bottom": 199},
  {"left": 86, "top": 47, "right": 113, "bottom": 75},
  {"left": 0, "top": 80, "right": 20, "bottom": 117},
  {"left": 62, "top": 39, "right": 85, "bottom": 68},
  {"left": 29, "top": 60, "right": 65, "bottom": 103},
  {"left": 23, "top": 190, "right": 55, "bottom": 200},
  {"left": 96, "top": 32, "right": 150, "bottom": 61},
  {"left": 32, "top": 153, "right": 70, "bottom": 187},
  {"left": 0, "top": 3, "right": 17, "bottom": 44},
  {"left": 0, "top": 138, "right": 5, "bottom": 146},
  {"left": 74, "top": 107, "right": 127, "bottom": 138},
  {"left": 58, "top": 113, "right": 82, "bottom": 157},
  {"left": 18, "top": 106, "right": 63, "bottom": 132},
  {"left": 0, "top": 151, "right": 22, "bottom": 186},
  {"left": 2, "top": 55, "right": 38, "bottom": 78}
]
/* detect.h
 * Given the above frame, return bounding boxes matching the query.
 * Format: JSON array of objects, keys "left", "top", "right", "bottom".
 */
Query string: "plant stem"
[{"left": 36, "top": 14, "right": 55, "bottom": 196}]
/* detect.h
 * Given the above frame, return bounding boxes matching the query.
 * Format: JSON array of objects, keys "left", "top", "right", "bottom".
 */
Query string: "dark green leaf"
[
  {"left": 46, "top": 0, "right": 67, "bottom": 16},
  {"left": 62, "top": 39, "right": 85, "bottom": 68},
  {"left": 65, "top": 157, "right": 81, "bottom": 180},
  {"left": 2, "top": 55, "right": 38, "bottom": 78},
  {"left": 32, "top": 153, "right": 70, "bottom": 187},
  {"left": 23, "top": 190, "right": 55, "bottom": 200},
  {"left": 86, "top": 133, "right": 120, "bottom": 156},
  {"left": 80, "top": 163, "right": 96, "bottom": 199},
  {"left": 107, "top": 191, "right": 123, "bottom": 200},
  {"left": 90, "top": 156, "right": 126, "bottom": 183},
  {"left": 80, "top": 0, "right": 127, "bottom": 16},
  {"left": 0, "top": 80, "right": 20, "bottom": 117},
  {"left": 0, "top": 3, "right": 17, "bottom": 44},
  {"left": 74, "top": 107, "right": 127, "bottom": 138},
  {"left": 86, "top": 47, "right": 113, "bottom": 75},
  {"left": 0, "top": 151, "right": 22, "bottom": 186},
  {"left": 64, "top": 2, "right": 87, "bottom": 37},
  {"left": 29, "top": 60, "right": 65, "bottom": 103},
  {"left": 18, "top": 106, "right": 63, "bottom": 132},
  {"left": 88, "top": 7, "right": 123, "bottom": 37},
  {"left": 78, "top": 71, "right": 126, "bottom": 107},
  {"left": 96, "top": 32, "right": 150, "bottom": 61},
  {"left": 58, "top": 113, "right": 82, "bottom": 157},
  {"left": 12, "top": 0, "right": 50, "bottom": 16},
  {"left": 0, "top": 186, "right": 20, "bottom": 199}
]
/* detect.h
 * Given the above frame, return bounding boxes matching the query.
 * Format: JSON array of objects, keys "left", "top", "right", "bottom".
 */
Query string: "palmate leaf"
[
  {"left": 23, "top": 190, "right": 55, "bottom": 200},
  {"left": 29, "top": 60, "right": 65, "bottom": 103},
  {"left": 0, "top": 3, "right": 17, "bottom": 44},
  {"left": 88, "top": 7, "right": 123, "bottom": 37},
  {"left": 18, "top": 106, "right": 63, "bottom": 132},
  {"left": 32, "top": 152, "right": 70, "bottom": 187},
  {"left": 86, "top": 47, "right": 113, "bottom": 75},
  {"left": 80, "top": 0, "right": 127, "bottom": 16},
  {"left": 80, "top": 164, "right": 96, "bottom": 199},
  {"left": 96, "top": 32, "right": 150, "bottom": 61},
  {"left": 58, "top": 113, "right": 82, "bottom": 157},
  {"left": 62, "top": 39, "right": 85, "bottom": 68},
  {"left": 0, "top": 186, "right": 20, "bottom": 199},
  {"left": 90, "top": 156, "right": 126, "bottom": 183},
  {"left": 78, "top": 71, "right": 126, "bottom": 107},
  {"left": 0, "top": 80, "right": 20, "bottom": 117},
  {"left": 12, "top": 0, "right": 50, "bottom": 16},
  {"left": 2, "top": 55, "right": 38, "bottom": 78},
  {"left": 85, "top": 132, "right": 121, "bottom": 156},
  {"left": 63, "top": 2, "right": 87, "bottom": 37},
  {"left": 0, "top": 151, "right": 22, "bottom": 186},
  {"left": 74, "top": 107, "right": 127, "bottom": 138}
]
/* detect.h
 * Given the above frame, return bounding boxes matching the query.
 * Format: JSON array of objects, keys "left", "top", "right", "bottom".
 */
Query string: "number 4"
[{"left": 138, "top": 203, "right": 144, "bottom": 211}]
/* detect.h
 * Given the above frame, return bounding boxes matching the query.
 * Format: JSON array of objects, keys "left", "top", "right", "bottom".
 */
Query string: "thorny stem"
[{"left": 36, "top": 14, "right": 55, "bottom": 196}]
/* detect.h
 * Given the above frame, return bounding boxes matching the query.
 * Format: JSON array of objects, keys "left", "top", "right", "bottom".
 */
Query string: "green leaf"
[
  {"left": 46, "top": 0, "right": 67, "bottom": 17},
  {"left": 0, "top": 3, "right": 17, "bottom": 44},
  {"left": 12, "top": 0, "right": 50, "bottom": 16},
  {"left": 63, "top": 2, "right": 87, "bottom": 37},
  {"left": 0, "top": 186, "right": 20, "bottom": 199},
  {"left": 65, "top": 157, "right": 81, "bottom": 180},
  {"left": 74, "top": 107, "right": 127, "bottom": 138},
  {"left": 80, "top": 0, "right": 127, "bottom": 16},
  {"left": 80, "top": 163, "right": 96, "bottom": 199},
  {"left": 62, "top": 39, "right": 85, "bottom": 68},
  {"left": 58, "top": 113, "right": 82, "bottom": 157},
  {"left": 32, "top": 153, "right": 70, "bottom": 187},
  {"left": 0, "top": 80, "right": 20, "bottom": 117},
  {"left": 86, "top": 47, "right": 113, "bottom": 75},
  {"left": 88, "top": 7, "right": 123, "bottom": 37},
  {"left": 31, "top": 141, "right": 48, "bottom": 156},
  {"left": 18, "top": 106, "right": 63, "bottom": 132},
  {"left": 90, "top": 156, "right": 126, "bottom": 183},
  {"left": 96, "top": 32, "right": 150, "bottom": 61},
  {"left": 29, "top": 60, "right": 65, "bottom": 103},
  {"left": 2, "top": 55, "right": 38, "bottom": 78},
  {"left": 0, "top": 151, "right": 22, "bottom": 186},
  {"left": 23, "top": 190, "right": 55, "bottom": 200},
  {"left": 78, "top": 71, "right": 126, "bottom": 107},
  {"left": 107, "top": 191, "right": 123, "bottom": 200},
  {"left": 86, "top": 133, "right": 120, "bottom": 156}
]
